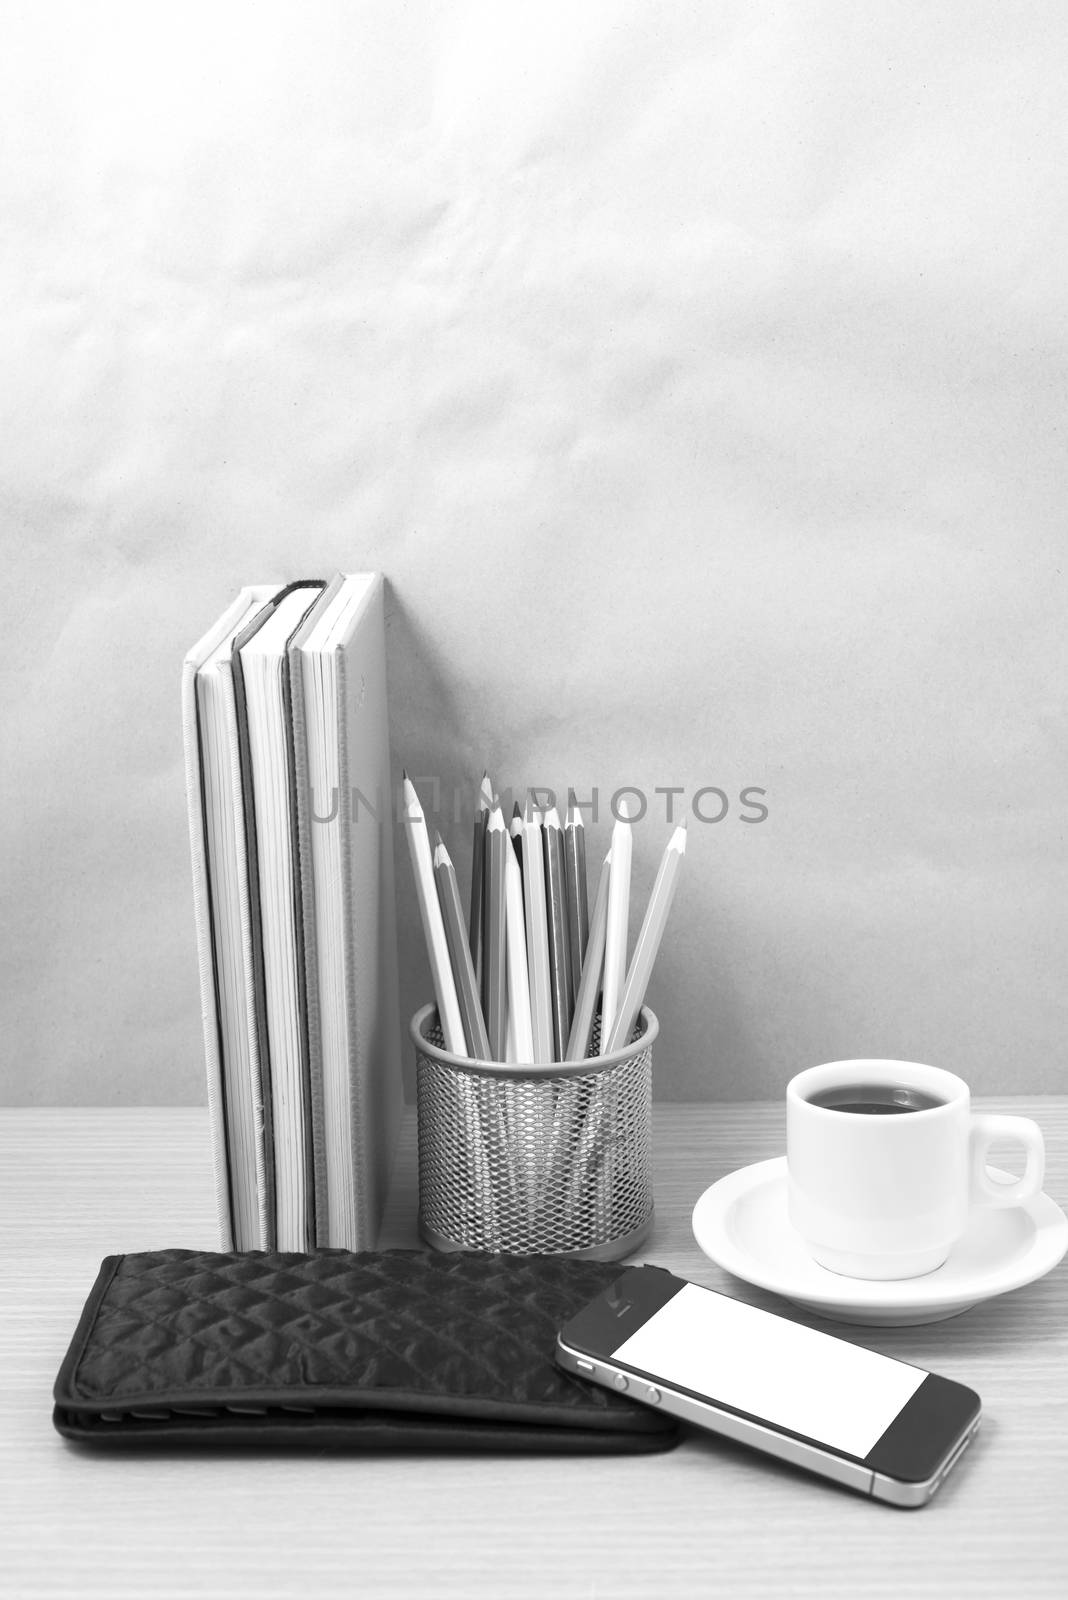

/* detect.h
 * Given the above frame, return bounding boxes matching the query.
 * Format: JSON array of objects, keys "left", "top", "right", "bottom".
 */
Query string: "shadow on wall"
[
  {"left": 383, "top": 583, "right": 492, "bottom": 1096},
  {"left": 379, "top": 580, "right": 759, "bottom": 1100}
]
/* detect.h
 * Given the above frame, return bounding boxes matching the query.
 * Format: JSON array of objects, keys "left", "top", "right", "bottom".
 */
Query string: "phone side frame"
[{"left": 556, "top": 1335, "right": 979, "bottom": 1507}]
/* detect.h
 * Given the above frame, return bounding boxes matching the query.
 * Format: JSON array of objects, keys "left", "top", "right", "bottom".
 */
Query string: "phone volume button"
[
  {"left": 646, "top": 1386, "right": 662, "bottom": 1404},
  {"left": 612, "top": 1373, "right": 629, "bottom": 1392}
]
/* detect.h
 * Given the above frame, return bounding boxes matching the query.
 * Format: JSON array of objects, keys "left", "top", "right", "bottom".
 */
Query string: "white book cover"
[
  {"left": 234, "top": 582, "right": 324, "bottom": 1251},
  {"left": 291, "top": 573, "right": 403, "bottom": 1248},
  {"left": 182, "top": 584, "right": 280, "bottom": 1250}
]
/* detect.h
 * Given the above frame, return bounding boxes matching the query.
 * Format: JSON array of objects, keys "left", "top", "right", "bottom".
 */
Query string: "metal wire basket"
[{"left": 410, "top": 1004, "right": 657, "bottom": 1260}]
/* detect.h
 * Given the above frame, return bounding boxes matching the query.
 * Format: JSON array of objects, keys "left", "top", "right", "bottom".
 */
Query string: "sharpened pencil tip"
[
  {"left": 402, "top": 775, "right": 425, "bottom": 824},
  {"left": 478, "top": 770, "right": 494, "bottom": 811},
  {"left": 512, "top": 800, "right": 522, "bottom": 820},
  {"left": 543, "top": 805, "right": 561, "bottom": 829}
]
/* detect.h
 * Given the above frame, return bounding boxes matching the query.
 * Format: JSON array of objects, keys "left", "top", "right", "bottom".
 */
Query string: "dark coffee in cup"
[{"left": 806, "top": 1083, "right": 946, "bottom": 1116}]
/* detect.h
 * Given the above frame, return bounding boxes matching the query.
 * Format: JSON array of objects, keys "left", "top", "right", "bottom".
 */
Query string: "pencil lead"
[{"left": 512, "top": 800, "right": 522, "bottom": 821}]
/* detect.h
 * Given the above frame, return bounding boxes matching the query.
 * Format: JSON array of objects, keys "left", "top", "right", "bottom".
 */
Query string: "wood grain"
[{"left": 2, "top": 1100, "right": 1065, "bottom": 1599}]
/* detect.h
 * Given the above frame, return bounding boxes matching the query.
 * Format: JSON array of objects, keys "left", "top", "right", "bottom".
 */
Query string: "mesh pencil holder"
[{"left": 410, "top": 1004, "right": 657, "bottom": 1261}]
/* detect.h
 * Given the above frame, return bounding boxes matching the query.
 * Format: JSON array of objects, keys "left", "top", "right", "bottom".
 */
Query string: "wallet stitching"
[
  {"left": 75, "top": 1258, "right": 578, "bottom": 1402},
  {"left": 80, "top": 1283, "right": 521, "bottom": 1400}
]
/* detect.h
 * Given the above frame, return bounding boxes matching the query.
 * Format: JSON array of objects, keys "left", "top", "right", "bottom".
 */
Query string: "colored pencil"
[
  {"left": 504, "top": 836, "right": 535, "bottom": 1063},
  {"left": 433, "top": 831, "right": 492, "bottom": 1060},
  {"left": 510, "top": 800, "right": 524, "bottom": 881},
  {"left": 541, "top": 805, "right": 573, "bottom": 1058},
  {"left": 469, "top": 770, "right": 493, "bottom": 984},
  {"left": 606, "top": 822, "right": 687, "bottom": 1052},
  {"left": 564, "top": 847, "right": 611, "bottom": 1061},
  {"left": 600, "top": 796, "right": 635, "bottom": 1046},
  {"left": 522, "top": 800, "right": 554, "bottom": 1063},
  {"left": 482, "top": 806, "right": 508, "bottom": 1061},
  {"left": 402, "top": 774, "right": 465, "bottom": 1055},
  {"left": 563, "top": 800, "right": 589, "bottom": 994}
]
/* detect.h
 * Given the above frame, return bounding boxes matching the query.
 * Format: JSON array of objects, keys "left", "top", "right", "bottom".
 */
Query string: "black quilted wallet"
[{"left": 53, "top": 1249, "right": 681, "bottom": 1454}]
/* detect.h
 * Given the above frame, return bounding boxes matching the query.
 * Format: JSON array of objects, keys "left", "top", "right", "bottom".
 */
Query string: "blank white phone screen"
[{"left": 613, "top": 1285, "right": 926, "bottom": 1459}]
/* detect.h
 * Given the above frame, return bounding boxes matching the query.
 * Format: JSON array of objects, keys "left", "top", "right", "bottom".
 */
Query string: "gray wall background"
[{"left": 2, "top": 2, "right": 1066, "bottom": 1105}]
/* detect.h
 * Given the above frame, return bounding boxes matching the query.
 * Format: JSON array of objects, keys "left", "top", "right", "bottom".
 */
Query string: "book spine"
[
  {"left": 181, "top": 656, "right": 236, "bottom": 1251},
  {"left": 220, "top": 660, "right": 273, "bottom": 1249},
  {"left": 337, "top": 578, "right": 404, "bottom": 1247},
  {"left": 286, "top": 642, "right": 327, "bottom": 1249}
]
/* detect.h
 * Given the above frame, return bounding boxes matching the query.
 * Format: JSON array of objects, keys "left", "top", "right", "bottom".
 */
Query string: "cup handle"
[{"left": 970, "top": 1114, "right": 1045, "bottom": 1208}]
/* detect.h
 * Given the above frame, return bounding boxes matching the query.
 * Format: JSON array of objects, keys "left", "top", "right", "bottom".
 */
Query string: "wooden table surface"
[{"left": 2, "top": 1099, "right": 1066, "bottom": 1599}]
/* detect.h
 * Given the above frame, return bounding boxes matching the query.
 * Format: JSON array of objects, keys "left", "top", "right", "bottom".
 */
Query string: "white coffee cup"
[{"left": 786, "top": 1059, "right": 1045, "bottom": 1280}]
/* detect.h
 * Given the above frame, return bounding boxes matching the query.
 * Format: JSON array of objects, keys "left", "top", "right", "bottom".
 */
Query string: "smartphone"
[{"left": 556, "top": 1266, "right": 981, "bottom": 1507}]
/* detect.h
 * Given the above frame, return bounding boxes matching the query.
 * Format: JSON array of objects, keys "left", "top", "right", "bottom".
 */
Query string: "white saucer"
[{"left": 691, "top": 1157, "right": 1068, "bottom": 1326}]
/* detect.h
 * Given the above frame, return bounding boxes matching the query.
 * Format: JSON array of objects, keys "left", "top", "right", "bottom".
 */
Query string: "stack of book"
[{"left": 182, "top": 574, "right": 402, "bottom": 1251}]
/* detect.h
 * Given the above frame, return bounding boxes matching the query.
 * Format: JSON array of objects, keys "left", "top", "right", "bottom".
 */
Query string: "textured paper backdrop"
[{"left": 2, "top": 1, "right": 1066, "bottom": 1104}]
